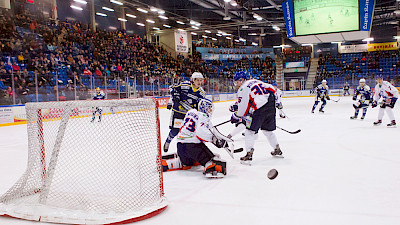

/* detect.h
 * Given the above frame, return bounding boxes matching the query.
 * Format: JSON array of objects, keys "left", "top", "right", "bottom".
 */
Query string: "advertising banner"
[
  {"left": 285, "top": 62, "right": 305, "bottom": 68},
  {"left": 340, "top": 44, "right": 368, "bottom": 53},
  {"left": 0, "top": 107, "right": 13, "bottom": 124},
  {"left": 368, "top": 42, "right": 398, "bottom": 52},
  {"left": 282, "top": 0, "right": 295, "bottom": 38},
  {"left": 202, "top": 53, "right": 273, "bottom": 61},
  {"left": 360, "top": 0, "right": 375, "bottom": 31},
  {"left": 175, "top": 30, "right": 188, "bottom": 53},
  {"left": 196, "top": 47, "right": 274, "bottom": 55}
]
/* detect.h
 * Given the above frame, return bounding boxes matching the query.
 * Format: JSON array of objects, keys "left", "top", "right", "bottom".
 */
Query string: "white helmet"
[
  {"left": 191, "top": 72, "right": 204, "bottom": 81},
  {"left": 359, "top": 78, "right": 366, "bottom": 83},
  {"left": 322, "top": 80, "right": 327, "bottom": 84}
]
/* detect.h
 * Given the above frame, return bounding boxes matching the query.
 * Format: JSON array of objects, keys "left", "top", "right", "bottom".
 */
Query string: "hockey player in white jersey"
[
  {"left": 372, "top": 75, "right": 399, "bottom": 127},
  {"left": 163, "top": 98, "right": 227, "bottom": 178},
  {"left": 230, "top": 71, "right": 282, "bottom": 163},
  {"left": 272, "top": 82, "right": 286, "bottom": 118},
  {"left": 91, "top": 87, "right": 105, "bottom": 122}
]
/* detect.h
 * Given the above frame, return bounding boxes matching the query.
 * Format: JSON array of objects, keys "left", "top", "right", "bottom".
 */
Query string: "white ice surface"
[{"left": 1, "top": 96, "right": 400, "bottom": 225}]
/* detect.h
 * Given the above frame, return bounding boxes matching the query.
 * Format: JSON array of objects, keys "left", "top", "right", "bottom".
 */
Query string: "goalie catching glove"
[{"left": 212, "top": 136, "right": 227, "bottom": 148}]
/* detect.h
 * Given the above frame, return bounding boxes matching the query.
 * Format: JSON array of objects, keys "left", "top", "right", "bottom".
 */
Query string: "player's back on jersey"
[
  {"left": 236, "top": 79, "right": 275, "bottom": 117},
  {"left": 177, "top": 109, "right": 213, "bottom": 144},
  {"left": 171, "top": 81, "right": 206, "bottom": 114}
]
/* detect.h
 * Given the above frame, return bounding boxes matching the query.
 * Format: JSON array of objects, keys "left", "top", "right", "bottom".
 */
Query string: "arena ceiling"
[{"left": 118, "top": 0, "right": 400, "bottom": 45}]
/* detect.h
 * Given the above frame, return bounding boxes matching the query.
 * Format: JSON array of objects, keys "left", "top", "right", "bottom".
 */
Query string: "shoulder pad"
[{"left": 364, "top": 85, "right": 370, "bottom": 91}]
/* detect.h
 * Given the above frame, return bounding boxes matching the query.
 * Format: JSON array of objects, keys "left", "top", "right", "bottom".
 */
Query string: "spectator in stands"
[{"left": 83, "top": 67, "right": 92, "bottom": 75}]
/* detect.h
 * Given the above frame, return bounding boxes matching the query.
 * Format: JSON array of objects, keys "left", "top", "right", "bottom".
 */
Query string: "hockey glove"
[
  {"left": 352, "top": 96, "right": 357, "bottom": 101},
  {"left": 276, "top": 103, "right": 283, "bottom": 109},
  {"left": 326, "top": 96, "right": 330, "bottom": 100},
  {"left": 230, "top": 113, "right": 242, "bottom": 124},
  {"left": 229, "top": 103, "right": 238, "bottom": 112},
  {"left": 212, "top": 136, "right": 227, "bottom": 148},
  {"left": 172, "top": 92, "right": 180, "bottom": 104},
  {"left": 372, "top": 101, "right": 377, "bottom": 108},
  {"left": 389, "top": 97, "right": 397, "bottom": 108}
]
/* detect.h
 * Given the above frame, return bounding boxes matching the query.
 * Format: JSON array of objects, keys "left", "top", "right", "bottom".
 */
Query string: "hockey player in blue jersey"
[
  {"left": 91, "top": 87, "right": 105, "bottom": 122},
  {"left": 350, "top": 79, "right": 371, "bottom": 120},
  {"left": 163, "top": 72, "right": 206, "bottom": 152},
  {"left": 312, "top": 80, "right": 330, "bottom": 113}
]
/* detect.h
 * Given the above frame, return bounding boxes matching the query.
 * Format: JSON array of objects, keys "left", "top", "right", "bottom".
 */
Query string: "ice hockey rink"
[{"left": 0, "top": 96, "right": 400, "bottom": 225}]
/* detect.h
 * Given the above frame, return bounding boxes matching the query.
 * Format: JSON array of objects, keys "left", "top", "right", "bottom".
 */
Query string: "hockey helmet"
[
  {"left": 191, "top": 72, "right": 204, "bottom": 81},
  {"left": 233, "top": 71, "right": 249, "bottom": 81},
  {"left": 96, "top": 87, "right": 101, "bottom": 91},
  {"left": 198, "top": 98, "right": 214, "bottom": 116},
  {"left": 359, "top": 78, "right": 366, "bottom": 83},
  {"left": 376, "top": 74, "right": 384, "bottom": 79},
  {"left": 321, "top": 80, "right": 327, "bottom": 84}
]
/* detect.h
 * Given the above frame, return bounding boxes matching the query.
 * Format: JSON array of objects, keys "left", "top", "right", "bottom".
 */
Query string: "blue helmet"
[
  {"left": 376, "top": 74, "right": 384, "bottom": 79},
  {"left": 272, "top": 82, "right": 277, "bottom": 86},
  {"left": 198, "top": 98, "right": 214, "bottom": 116},
  {"left": 233, "top": 71, "right": 249, "bottom": 81}
]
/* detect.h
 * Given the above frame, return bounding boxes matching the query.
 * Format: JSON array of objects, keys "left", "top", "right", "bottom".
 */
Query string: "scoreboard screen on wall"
[{"left": 293, "top": 0, "right": 360, "bottom": 36}]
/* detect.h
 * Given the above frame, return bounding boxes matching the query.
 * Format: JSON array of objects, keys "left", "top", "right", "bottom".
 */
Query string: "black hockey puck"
[{"left": 267, "top": 169, "right": 278, "bottom": 180}]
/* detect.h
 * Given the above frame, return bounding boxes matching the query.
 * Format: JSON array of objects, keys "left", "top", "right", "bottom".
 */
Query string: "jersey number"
[
  {"left": 183, "top": 118, "right": 196, "bottom": 132},
  {"left": 251, "top": 84, "right": 269, "bottom": 95}
]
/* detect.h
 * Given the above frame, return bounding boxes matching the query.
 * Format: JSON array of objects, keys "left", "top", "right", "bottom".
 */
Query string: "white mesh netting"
[{"left": 0, "top": 98, "right": 167, "bottom": 224}]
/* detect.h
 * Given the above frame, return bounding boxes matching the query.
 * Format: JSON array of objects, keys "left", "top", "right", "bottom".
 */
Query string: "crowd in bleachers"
[
  {"left": 0, "top": 4, "right": 278, "bottom": 105},
  {"left": 316, "top": 50, "right": 400, "bottom": 88}
]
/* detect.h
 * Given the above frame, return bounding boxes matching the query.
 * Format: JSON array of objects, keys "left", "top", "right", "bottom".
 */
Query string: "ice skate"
[
  {"left": 360, "top": 116, "right": 365, "bottom": 120},
  {"left": 350, "top": 115, "right": 357, "bottom": 120},
  {"left": 387, "top": 120, "right": 396, "bottom": 128},
  {"left": 373, "top": 120, "right": 382, "bottom": 126},
  {"left": 319, "top": 108, "right": 324, "bottom": 113},
  {"left": 271, "top": 145, "right": 283, "bottom": 158},
  {"left": 240, "top": 149, "right": 254, "bottom": 165}
]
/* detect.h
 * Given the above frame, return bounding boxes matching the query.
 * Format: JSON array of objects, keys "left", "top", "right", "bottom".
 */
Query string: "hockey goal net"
[{"left": 0, "top": 98, "right": 167, "bottom": 224}]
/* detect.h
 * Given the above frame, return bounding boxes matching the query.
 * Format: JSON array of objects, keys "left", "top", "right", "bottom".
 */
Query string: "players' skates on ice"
[
  {"left": 360, "top": 116, "right": 365, "bottom": 120},
  {"left": 387, "top": 120, "right": 396, "bottom": 128},
  {"left": 271, "top": 145, "right": 283, "bottom": 158},
  {"left": 350, "top": 115, "right": 357, "bottom": 119},
  {"left": 240, "top": 148, "right": 254, "bottom": 165},
  {"left": 319, "top": 108, "right": 324, "bottom": 113},
  {"left": 204, "top": 159, "right": 226, "bottom": 178},
  {"left": 373, "top": 120, "right": 382, "bottom": 126}
]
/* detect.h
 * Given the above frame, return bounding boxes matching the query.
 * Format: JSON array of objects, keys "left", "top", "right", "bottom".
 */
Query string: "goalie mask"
[{"left": 198, "top": 98, "right": 214, "bottom": 117}]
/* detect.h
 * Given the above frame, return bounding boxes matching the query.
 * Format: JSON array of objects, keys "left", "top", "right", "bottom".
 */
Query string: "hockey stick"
[
  {"left": 329, "top": 98, "right": 340, "bottom": 103},
  {"left": 213, "top": 120, "right": 230, "bottom": 128},
  {"left": 210, "top": 127, "right": 243, "bottom": 159},
  {"left": 276, "top": 126, "right": 301, "bottom": 134}
]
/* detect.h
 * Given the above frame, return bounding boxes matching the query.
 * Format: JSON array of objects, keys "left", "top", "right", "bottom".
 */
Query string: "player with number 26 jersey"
[{"left": 236, "top": 79, "right": 276, "bottom": 117}]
